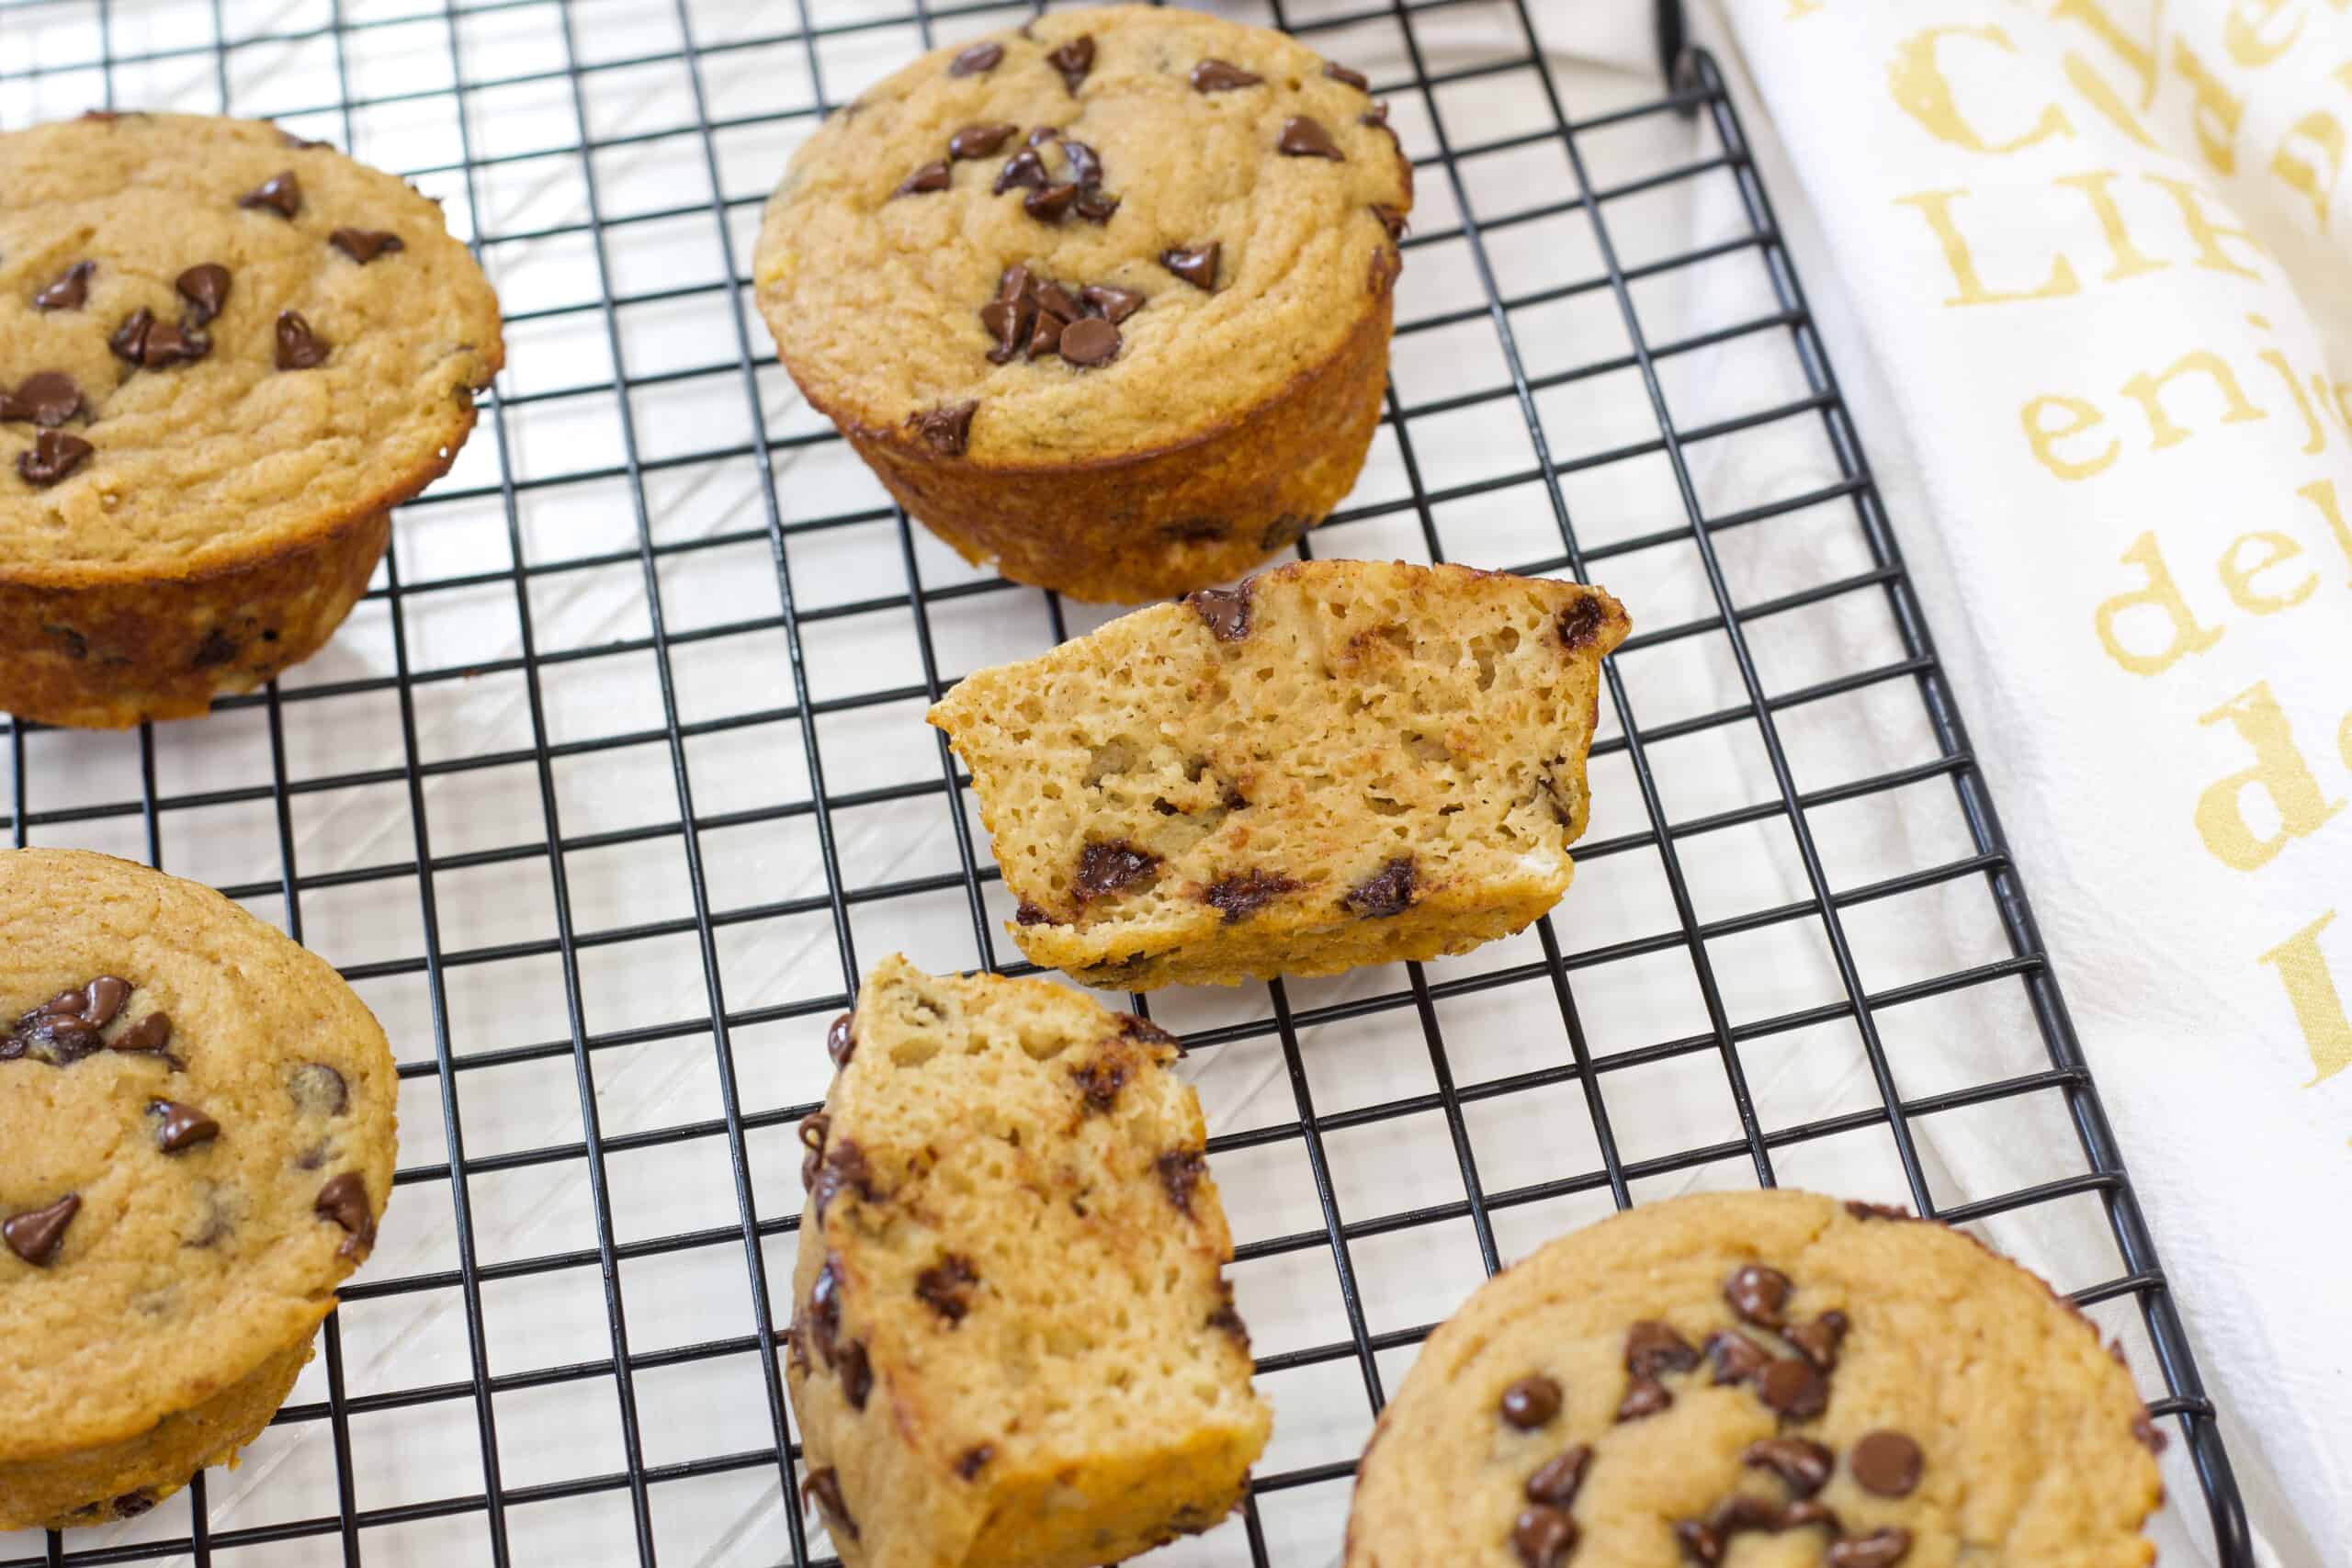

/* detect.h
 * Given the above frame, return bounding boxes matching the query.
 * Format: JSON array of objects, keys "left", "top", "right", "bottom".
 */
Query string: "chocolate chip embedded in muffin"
[
  {"left": 1510, "top": 1505, "right": 1577, "bottom": 1568},
  {"left": 948, "top": 40, "right": 1002, "bottom": 76},
  {"left": 1183, "top": 584, "right": 1250, "bottom": 639},
  {"left": 274, "top": 310, "right": 330, "bottom": 370},
  {"left": 1754, "top": 1356, "right": 1828, "bottom": 1421},
  {"left": 1325, "top": 62, "right": 1371, "bottom": 91},
  {"left": 1069, "top": 1056, "right": 1129, "bottom": 1112},
  {"left": 1703, "top": 1328, "right": 1770, "bottom": 1385},
  {"left": 1341, "top": 857, "right": 1417, "bottom": 918},
  {"left": 1277, "top": 117, "right": 1344, "bottom": 160},
  {"left": 1723, "top": 1264, "right": 1792, "bottom": 1328},
  {"left": 1849, "top": 1430, "right": 1924, "bottom": 1497},
  {"left": 151, "top": 1100, "right": 221, "bottom": 1153},
  {"left": 1075, "top": 840, "right": 1159, "bottom": 902},
  {"left": 1497, "top": 1374, "right": 1561, "bottom": 1429},
  {"left": 1743, "top": 1436, "right": 1833, "bottom": 1495},
  {"left": 1199, "top": 869, "right": 1298, "bottom": 925},
  {"left": 915, "top": 1254, "right": 979, "bottom": 1321},
  {"left": 1614, "top": 1375, "right": 1670, "bottom": 1422},
  {"left": 313, "top": 1172, "right": 375, "bottom": 1258},
  {"left": 288, "top": 1062, "right": 349, "bottom": 1115},
  {"left": 33, "top": 260, "right": 95, "bottom": 310},
  {"left": 800, "top": 1466, "right": 860, "bottom": 1539},
  {"left": 1558, "top": 596, "right": 1610, "bottom": 651},
  {"left": 827, "top": 1010, "right": 856, "bottom": 1067},
  {"left": 175, "top": 264, "right": 231, "bottom": 323},
  {"left": 894, "top": 160, "right": 951, "bottom": 197},
  {"left": 329, "top": 228, "right": 404, "bottom": 264},
  {"left": 1191, "top": 60, "right": 1263, "bottom": 92},
  {"left": 1046, "top": 35, "right": 1095, "bottom": 93},
  {"left": 1156, "top": 1147, "right": 1208, "bottom": 1214},
  {"left": 3, "top": 1194, "right": 80, "bottom": 1267},
  {"left": 908, "top": 400, "right": 978, "bottom": 456},
  {"left": 1826, "top": 1527, "right": 1913, "bottom": 1567},
  {"left": 1159, "top": 241, "right": 1220, "bottom": 291},
  {"left": 955, "top": 1444, "right": 994, "bottom": 1480},
  {"left": 1785, "top": 1309, "right": 1849, "bottom": 1371},
  {"left": 235, "top": 170, "right": 301, "bottom": 218},
  {"left": 1623, "top": 1318, "right": 1699, "bottom": 1377},
  {"left": 1522, "top": 1445, "right": 1590, "bottom": 1507}
]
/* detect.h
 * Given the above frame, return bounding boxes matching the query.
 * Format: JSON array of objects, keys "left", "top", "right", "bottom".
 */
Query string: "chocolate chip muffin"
[
  {"left": 786, "top": 955, "right": 1268, "bottom": 1568},
  {"left": 0, "top": 112, "right": 503, "bottom": 728},
  {"left": 1345, "top": 1190, "right": 2164, "bottom": 1568},
  {"left": 753, "top": 5, "right": 1412, "bottom": 603},
  {"left": 927, "top": 559, "right": 1628, "bottom": 989},
  {"left": 0, "top": 849, "right": 398, "bottom": 1530}
]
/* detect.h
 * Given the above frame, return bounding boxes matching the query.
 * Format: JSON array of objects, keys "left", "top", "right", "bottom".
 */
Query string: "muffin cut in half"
[
  {"left": 929, "top": 559, "right": 1630, "bottom": 989},
  {"left": 786, "top": 955, "right": 1268, "bottom": 1568}
]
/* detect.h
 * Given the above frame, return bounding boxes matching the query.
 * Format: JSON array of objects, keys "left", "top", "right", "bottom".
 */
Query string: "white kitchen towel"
[{"left": 1709, "top": 1, "right": 2352, "bottom": 1560}]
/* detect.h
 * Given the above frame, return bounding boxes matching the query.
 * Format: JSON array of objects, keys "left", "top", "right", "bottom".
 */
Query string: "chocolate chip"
[
  {"left": 112, "top": 1011, "right": 175, "bottom": 1059},
  {"left": 1781, "top": 1500, "right": 1842, "bottom": 1533},
  {"left": 152, "top": 1100, "right": 221, "bottom": 1153},
  {"left": 948, "top": 40, "right": 1002, "bottom": 76},
  {"left": 1157, "top": 1147, "right": 1207, "bottom": 1214},
  {"left": 1785, "top": 1309, "right": 1849, "bottom": 1371},
  {"left": 1161, "top": 518, "right": 1227, "bottom": 542},
  {"left": 1024, "top": 181, "right": 1080, "bottom": 221},
  {"left": 1075, "top": 839, "right": 1158, "bottom": 900},
  {"left": 810, "top": 1138, "right": 877, "bottom": 1221},
  {"left": 1702, "top": 1329, "right": 1771, "bottom": 1385},
  {"left": 1277, "top": 116, "right": 1344, "bottom": 160},
  {"left": 1057, "top": 314, "right": 1119, "bottom": 367},
  {"left": 1184, "top": 584, "right": 1250, "bottom": 639},
  {"left": 1072, "top": 187, "right": 1120, "bottom": 223},
  {"left": 1498, "top": 1374, "right": 1562, "bottom": 1429},
  {"left": 2, "top": 1194, "right": 78, "bottom": 1267},
  {"left": 330, "top": 228, "right": 404, "bottom": 264},
  {"left": 33, "top": 260, "right": 95, "bottom": 310},
  {"left": 826, "top": 1011, "right": 856, "bottom": 1067},
  {"left": 1827, "top": 1528, "right": 1912, "bottom": 1568},
  {"left": 1743, "top": 1436, "right": 1833, "bottom": 1496},
  {"left": 1723, "top": 1263, "right": 1792, "bottom": 1328},
  {"left": 1201, "top": 869, "right": 1298, "bottom": 924},
  {"left": 1849, "top": 1429, "right": 1923, "bottom": 1497},
  {"left": 1522, "top": 1444, "right": 1590, "bottom": 1507},
  {"left": 1119, "top": 1013, "right": 1180, "bottom": 1048},
  {"left": 175, "top": 263, "right": 232, "bottom": 325},
  {"left": 1558, "top": 597, "right": 1609, "bottom": 651},
  {"left": 837, "top": 1338, "right": 873, "bottom": 1407},
  {"left": 2, "top": 1010, "right": 99, "bottom": 1065},
  {"left": 1078, "top": 284, "right": 1143, "bottom": 323},
  {"left": 1325, "top": 61, "right": 1371, "bottom": 90},
  {"left": 288, "top": 1062, "right": 349, "bottom": 1115},
  {"left": 17, "top": 430, "right": 92, "bottom": 488},
  {"left": 979, "top": 297, "right": 1032, "bottom": 360},
  {"left": 1340, "top": 857, "right": 1417, "bottom": 919},
  {"left": 237, "top": 170, "right": 302, "bottom": 218},
  {"left": 1047, "top": 35, "right": 1094, "bottom": 94},
  {"left": 108, "top": 307, "right": 155, "bottom": 363},
  {"left": 894, "top": 161, "right": 952, "bottom": 197},
  {"left": 1206, "top": 1280, "right": 1250, "bottom": 1345},
  {"left": 993, "top": 146, "right": 1049, "bottom": 193},
  {"left": 314, "top": 1171, "right": 374, "bottom": 1258},
  {"left": 1159, "top": 241, "right": 1220, "bottom": 290},
  {"left": 1023, "top": 310, "right": 1063, "bottom": 360},
  {"left": 1510, "top": 1506, "right": 1577, "bottom": 1568},
  {"left": 1623, "top": 1319, "right": 1700, "bottom": 1377},
  {"left": 110, "top": 1491, "right": 156, "bottom": 1518},
  {"left": 907, "top": 400, "right": 977, "bottom": 456},
  {"left": 1261, "top": 513, "right": 1312, "bottom": 550},
  {"left": 1843, "top": 1200, "right": 1911, "bottom": 1222},
  {"left": 136, "top": 315, "right": 210, "bottom": 369},
  {"left": 1706, "top": 1495, "right": 1787, "bottom": 1537},
  {"left": 1027, "top": 124, "right": 1058, "bottom": 144},
  {"left": 1015, "top": 900, "right": 1050, "bottom": 926},
  {"left": 797, "top": 1112, "right": 830, "bottom": 1185},
  {"left": 1615, "top": 1375, "right": 1670, "bottom": 1422},
  {"left": 2132, "top": 1412, "right": 2169, "bottom": 1453},
  {"left": 1070, "top": 1057, "right": 1129, "bottom": 1112},
  {"left": 9, "top": 372, "right": 85, "bottom": 428},
  {"left": 946, "top": 123, "right": 1016, "bottom": 162},
  {"left": 800, "top": 1466, "right": 859, "bottom": 1540},
  {"left": 1373, "top": 203, "right": 1408, "bottom": 242},
  {"left": 916, "top": 1253, "right": 978, "bottom": 1321},
  {"left": 1673, "top": 1519, "right": 1724, "bottom": 1566},
  {"left": 1754, "top": 1357, "right": 1827, "bottom": 1421},
  {"left": 955, "top": 1444, "right": 993, "bottom": 1480},
  {"left": 1058, "top": 139, "right": 1102, "bottom": 187},
  {"left": 275, "top": 310, "right": 330, "bottom": 370},
  {"left": 1190, "top": 59, "right": 1263, "bottom": 92},
  {"left": 808, "top": 1253, "right": 845, "bottom": 1363}
]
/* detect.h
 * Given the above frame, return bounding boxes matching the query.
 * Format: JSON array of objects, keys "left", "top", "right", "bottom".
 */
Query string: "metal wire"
[{"left": 0, "top": 0, "right": 2252, "bottom": 1563}]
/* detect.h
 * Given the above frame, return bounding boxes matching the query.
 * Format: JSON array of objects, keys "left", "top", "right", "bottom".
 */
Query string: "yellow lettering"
[
  {"left": 1889, "top": 26, "right": 2073, "bottom": 152},
  {"left": 2224, "top": 0, "right": 2304, "bottom": 65},
  {"left": 2297, "top": 479, "right": 2352, "bottom": 582},
  {"left": 2218, "top": 531, "right": 2318, "bottom": 613},
  {"left": 2119, "top": 350, "right": 2267, "bottom": 448},
  {"left": 2255, "top": 350, "right": 2327, "bottom": 453},
  {"left": 2020, "top": 393, "right": 2120, "bottom": 479},
  {"left": 2258, "top": 911, "right": 2352, "bottom": 1086},
  {"left": 2095, "top": 531, "right": 2223, "bottom": 675},
  {"left": 1786, "top": 0, "right": 1824, "bottom": 15},
  {"left": 2195, "top": 682, "right": 2343, "bottom": 871},
  {"left": 2052, "top": 0, "right": 2159, "bottom": 107},
  {"left": 2323, "top": 378, "right": 2352, "bottom": 439},
  {"left": 2145, "top": 175, "right": 2267, "bottom": 277},
  {"left": 1894, "top": 190, "right": 2082, "bottom": 305},
  {"left": 2055, "top": 170, "right": 2172, "bottom": 279},
  {"left": 2064, "top": 54, "right": 2165, "bottom": 149},
  {"left": 2271, "top": 110, "right": 2346, "bottom": 229},
  {"left": 2171, "top": 38, "right": 2246, "bottom": 174}
]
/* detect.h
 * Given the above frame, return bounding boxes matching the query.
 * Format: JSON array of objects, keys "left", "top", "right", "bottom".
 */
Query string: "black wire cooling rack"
[{"left": 2, "top": 0, "right": 2255, "bottom": 1563}]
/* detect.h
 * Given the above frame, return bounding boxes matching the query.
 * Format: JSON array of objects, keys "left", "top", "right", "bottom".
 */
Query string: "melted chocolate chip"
[
  {"left": 1849, "top": 1429, "right": 1923, "bottom": 1497},
  {"left": 17, "top": 430, "right": 92, "bottom": 488},
  {"left": 1557, "top": 597, "right": 1609, "bottom": 650},
  {"left": 1498, "top": 1374, "right": 1562, "bottom": 1429},
  {"left": 948, "top": 40, "right": 1002, "bottom": 75},
  {"left": 1340, "top": 857, "right": 1417, "bottom": 918},
  {"left": 1184, "top": 584, "right": 1250, "bottom": 639},
  {"left": 810, "top": 1138, "right": 877, "bottom": 1221},
  {"left": 1277, "top": 116, "right": 1344, "bottom": 160},
  {"left": 1024, "top": 181, "right": 1080, "bottom": 221},
  {"left": 1785, "top": 1309, "right": 1849, "bottom": 1371},
  {"left": 1754, "top": 1357, "right": 1827, "bottom": 1421},
  {"left": 993, "top": 146, "right": 1049, "bottom": 194},
  {"left": 1623, "top": 1319, "right": 1700, "bottom": 1377},
  {"left": 1057, "top": 314, "right": 1119, "bottom": 367},
  {"left": 1075, "top": 839, "right": 1159, "bottom": 900},
  {"left": 110, "top": 1490, "right": 156, "bottom": 1518},
  {"left": 1702, "top": 1328, "right": 1770, "bottom": 1385},
  {"left": 1078, "top": 284, "right": 1142, "bottom": 323},
  {"left": 152, "top": 1100, "right": 221, "bottom": 1153},
  {"left": 288, "top": 1062, "right": 349, "bottom": 1115},
  {"left": 1159, "top": 241, "right": 1220, "bottom": 290},
  {"left": 1070, "top": 1057, "right": 1129, "bottom": 1112},
  {"left": 894, "top": 160, "right": 951, "bottom": 197},
  {"left": 315, "top": 1171, "right": 374, "bottom": 1258},
  {"left": 1615, "top": 1375, "right": 1670, "bottom": 1422},
  {"left": 1201, "top": 869, "right": 1299, "bottom": 924},
  {"left": 1723, "top": 1263, "right": 1792, "bottom": 1328},
  {"left": 1743, "top": 1436, "right": 1833, "bottom": 1496},
  {"left": 1522, "top": 1444, "right": 1590, "bottom": 1507},
  {"left": 1190, "top": 58, "right": 1263, "bottom": 92},
  {"left": 1, "top": 1010, "right": 99, "bottom": 1065},
  {"left": 916, "top": 1253, "right": 978, "bottom": 1321},
  {"left": 1058, "top": 139, "right": 1102, "bottom": 186},
  {"left": 955, "top": 1444, "right": 994, "bottom": 1480},
  {"left": 826, "top": 1010, "right": 856, "bottom": 1067},
  {"left": 1156, "top": 1147, "right": 1208, "bottom": 1214},
  {"left": 1373, "top": 203, "right": 1409, "bottom": 243},
  {"left": 1073, "top": 187, "right": 1120, "bottom": 223},
  {"left": 1206, "top": 1280, "right": 1250, "bottom": 1345},
  {"left": 797, "top": 1112, "right": 830, "bottom": 1186},
  {"left": 190, "top": 630, "right": 236, "bottom": 670},
  {"left": 237, "top": 171, "right": 303, "bottom": 218},
  {"left": 275, "top": 310, "right": 330, "bottom": 370},
  {"left": 1325, "top": 61, "right": 1371, "bottom": 91},
  {"left": 837, "top": 1338, "right": 873, "bottom": 1407},
  {"left": 908, "top": 400, "right": 977, "bottom": 456},
  {"left": 1510, "top": 1506, "right": 1577, "bottom": 1568},
  {"left": 9, "top": 371, "right": 85, "bottom": 428},
  {"left": 33, "top": 260, "right": 95, "bottom": 310},
  {"left": 1673, "top": 1518, "right": 1724, "bottom": 1565},
  {"left": 1014, "top": 901, "right": 1050, "bottom": 926},
  {"left": 1047, "top": 35, "right": 1094, "bottom": 94},
  {"left": 330, "top": 228, "right": 405, "bottom": 264},
  {"left": 175, "top": 264, "right": 232, "bottom": 324},
  {"left": 1826, "top": 1528, "right": 1912, "bottom": 1568},
  {"left": 3, "top": 1194, "right": 78, "bottom": 1267},
  {"left": 111, "top": 1011, "right": 175, "bottom": 1060},
  {"left": 801, "top": 1466, "right": 859, "bottom": 1539},
  {"left": 1119, "top": 1013, "right": 1180, "bottom": 1048}
]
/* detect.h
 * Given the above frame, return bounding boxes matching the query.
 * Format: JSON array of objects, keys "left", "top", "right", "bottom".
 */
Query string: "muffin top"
[
  {"left": 0, "top": 113, "right": 503, "bottom": 583},
  {"left": 754, "top": 5, "right": 1412, "bottom": 467},
  {"left": 1346, "top": 1190, "right": 2164, "bottom": 1568},
  {"left": 0, "top": 850, "right": 399, "bottom": 1462}
]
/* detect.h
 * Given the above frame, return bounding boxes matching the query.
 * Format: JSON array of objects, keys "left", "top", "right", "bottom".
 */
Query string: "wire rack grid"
[{"left": 1, "top": 0, "right": 2252, "bottom": 1563}]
